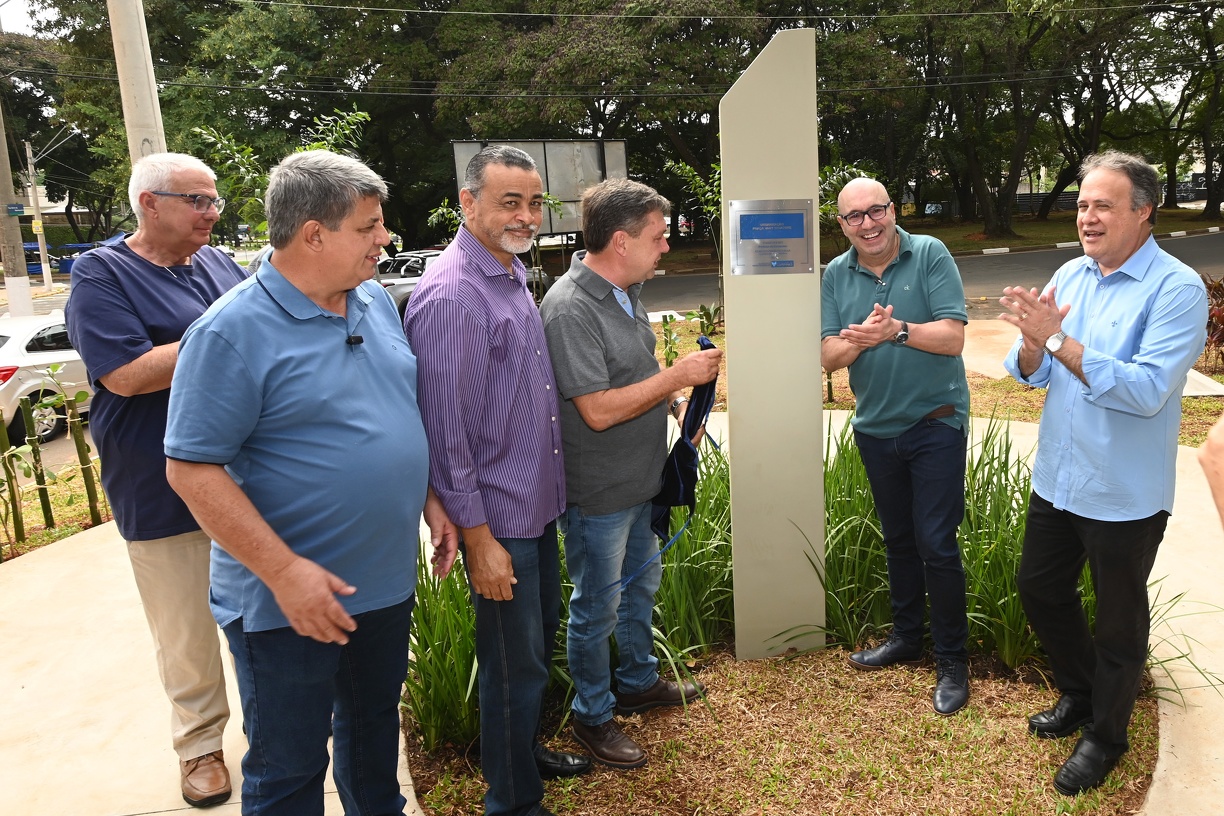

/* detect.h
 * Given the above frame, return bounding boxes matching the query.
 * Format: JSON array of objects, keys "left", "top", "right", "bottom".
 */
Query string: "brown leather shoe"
[
  {"left": 180, "top": 750, "right": 232, "bottom": 808},
  {"left": 614, "top": 676, "right": 705, "bottom": 715},
  {"left": 572, "top": 719, "right": 647, "bottom": 770}
]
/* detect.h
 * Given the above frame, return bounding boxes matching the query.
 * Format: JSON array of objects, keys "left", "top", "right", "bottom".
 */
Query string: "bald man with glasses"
[{"left": 820, "top": 177, "right": 972, "bottom": 716}]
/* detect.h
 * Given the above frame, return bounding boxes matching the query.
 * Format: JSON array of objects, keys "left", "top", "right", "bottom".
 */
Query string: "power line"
[
  {"left": 10, "top": 50, "right": 1220, "bottom": 98},
  {"left": 232, "top": 0, "right": 1220, "bottom": 23}
]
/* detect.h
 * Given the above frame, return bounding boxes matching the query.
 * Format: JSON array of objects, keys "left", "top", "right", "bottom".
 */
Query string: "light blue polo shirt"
[{"left": 165, "top": 260, "right": 429, "bottom": 632}]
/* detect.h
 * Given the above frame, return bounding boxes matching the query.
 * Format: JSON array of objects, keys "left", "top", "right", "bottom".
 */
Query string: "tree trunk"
[
  {"left": 1161, "top": 156, "right": 1181, "bottom": 210},
  {"left": 1037, "top": 164, "right": 1080, "bottom": 219}
]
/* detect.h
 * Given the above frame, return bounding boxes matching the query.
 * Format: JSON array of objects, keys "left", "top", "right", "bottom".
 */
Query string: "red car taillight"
[{"left": 0, "top": 366, "right": 18, "bottom": 385}]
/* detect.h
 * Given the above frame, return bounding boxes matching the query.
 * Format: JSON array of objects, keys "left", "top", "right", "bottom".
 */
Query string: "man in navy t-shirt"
[{"left": 65, "top": 153, "right": 247, "bottom": 808}]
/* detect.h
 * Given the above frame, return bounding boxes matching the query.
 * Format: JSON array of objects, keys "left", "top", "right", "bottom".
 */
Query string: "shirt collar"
[
  {"left": 455, "top": 224, "right": 528, "bottom": 280},
  {"left": 848, "top": 226, "right": 912, "bottom": 276},
  {"left": 1088, "top": 234, "right": 1158, "bottom": 282},
  {"left": 567, "top": 250, "right": 643, "bottom": 300},
  {"left": 255, "top": 257, "right": 373, "bottom": 320}
]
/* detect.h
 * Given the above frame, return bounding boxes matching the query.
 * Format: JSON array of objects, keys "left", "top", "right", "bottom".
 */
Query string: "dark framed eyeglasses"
[
  {"left": 838, "top": 202, "right": 891, "bottom": 227},
  {"left": 150, "top": 191, "right": 227, "bottom": 214}
]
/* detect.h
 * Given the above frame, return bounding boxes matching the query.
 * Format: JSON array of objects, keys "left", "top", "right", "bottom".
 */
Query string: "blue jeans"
[
  {"left": 560, "top": 501, "right": 661, "bottom": 726},
  {"left": 469, "top": 522, "right": 561, "bottom": 816},
  {"left": 222, "top": 596, "right": 414, "bottom": 816},
  {"left": 854, "top": 419, "right": 969, "bottom": 661}
]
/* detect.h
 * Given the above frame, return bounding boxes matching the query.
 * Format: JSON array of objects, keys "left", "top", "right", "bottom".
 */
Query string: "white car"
[{"left": 0, "top": 312, "right": 93, "bottom": 445}]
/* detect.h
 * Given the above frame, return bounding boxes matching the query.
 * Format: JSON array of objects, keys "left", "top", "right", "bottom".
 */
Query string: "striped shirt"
[{"left": 404, "top": 226, "right": 566, "bottom": 538}]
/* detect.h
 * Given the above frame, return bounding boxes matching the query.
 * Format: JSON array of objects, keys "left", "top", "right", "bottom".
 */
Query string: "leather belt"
[{"left": 923, "top": 404, "right": 955, "bottom": 420}]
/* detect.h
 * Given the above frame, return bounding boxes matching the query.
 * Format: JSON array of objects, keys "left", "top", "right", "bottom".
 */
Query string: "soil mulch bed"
[{"left": 405, "top": 646, "right": 1158, "bottom": 815}]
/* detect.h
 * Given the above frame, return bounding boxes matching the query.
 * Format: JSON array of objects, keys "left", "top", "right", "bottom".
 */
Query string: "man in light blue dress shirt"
[{"left": 1000, "top": 150, "right": 1207, "bottom": 797}]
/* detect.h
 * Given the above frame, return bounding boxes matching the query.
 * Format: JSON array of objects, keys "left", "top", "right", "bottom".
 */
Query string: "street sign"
[{"left": 6, "top": 204, "right": 24, "bottom": 216}]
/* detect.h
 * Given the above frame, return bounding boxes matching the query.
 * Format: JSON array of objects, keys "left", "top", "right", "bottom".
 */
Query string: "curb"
[{"left": 948, "top": 225, "right": 1222, "bottom": 259}]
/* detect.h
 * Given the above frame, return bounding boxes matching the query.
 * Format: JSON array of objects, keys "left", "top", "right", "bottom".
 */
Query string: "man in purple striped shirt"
[{"left": 404, "top": 145, "right": 585, "bottom": 816}]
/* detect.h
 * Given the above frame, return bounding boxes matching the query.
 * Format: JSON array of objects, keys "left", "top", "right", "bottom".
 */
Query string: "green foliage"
[
  {"left": 194, "top": 127, "right": 269, "bottom": 229},
  {"left": 685, "top": 304, "right": 722, "bottom": 336},
  {"left": 403, "top": 546, "right": 480, "bottom": 753},
  {"left": 194, "top": 107, "right": 374, "bottom": 237},
  {"left": 427, "top": 199, "right": 463, "bottom": 243},
  {"left": 405, "top": 442, "right": 733, "bottom": 750},
  {"left": 654, "top": 443, "right": 735, "bottom": 653},
  {"left": 660, "top": 314, "right": 680, "bottom": 368},
  {"left": 783, "top": 415, "right": 1102, "bottom": 672},
  {"left": 301, "top": 108, "right": 370, "bottom": 154},
  {"left": 665, "top": 160, "right": 722, "bottom": 260},
  {"left": 818, "top": 163, "right": 874, "bottom": 256}
]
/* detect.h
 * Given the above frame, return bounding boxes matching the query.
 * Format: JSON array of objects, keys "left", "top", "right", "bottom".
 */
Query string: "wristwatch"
[
  {"left": 893, "top": 321, "right": 910, "bottom": 346},
  {"left": 1045, "top": 331, "right": 1067, "bottom": 354},
  {"left": 669, "top": 396, "right": 689, "bottom": 417}
]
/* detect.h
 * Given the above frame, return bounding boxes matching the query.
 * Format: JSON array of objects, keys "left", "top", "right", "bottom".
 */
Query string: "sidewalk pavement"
[{"left": 2, "top": 327, "right": 1221, "bottom": 814}]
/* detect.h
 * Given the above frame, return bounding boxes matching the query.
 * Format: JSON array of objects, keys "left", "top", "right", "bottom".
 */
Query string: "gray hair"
[
  {"left": 128, "top": 153, "right": 217, "bottom": 224},
  {"left": 463, "top": 145, "right": 537, "bottom": 199},
  {"left": 581, "top": 178, "right": 671, "bottom": 253},
  {"left": 265, "top": 150, "right": 388, "bottom": 249},
  {"left": 1080, "top": 150, "right": 1160, "bottom": 226}
]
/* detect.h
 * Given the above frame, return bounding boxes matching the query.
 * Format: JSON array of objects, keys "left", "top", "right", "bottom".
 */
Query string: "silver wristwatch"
[
  {"left": 1045, "top": 331, "right": 1067, "bottom": 354},
  {"left": 669, "top": 396, "right": 689, "bottom": 417},
  {"left": 893, "top": 321, "right": 910, "bottom": 346}
]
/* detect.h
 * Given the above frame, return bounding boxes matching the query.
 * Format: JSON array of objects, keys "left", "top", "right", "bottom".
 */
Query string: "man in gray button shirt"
[{"left": 540, "top": 178, "right": 721, "bottom": 769}]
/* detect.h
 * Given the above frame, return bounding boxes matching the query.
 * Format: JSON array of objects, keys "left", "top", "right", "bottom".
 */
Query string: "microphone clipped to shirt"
[{"left": 346, "top": 335, "right": 364, "bottom": 346}]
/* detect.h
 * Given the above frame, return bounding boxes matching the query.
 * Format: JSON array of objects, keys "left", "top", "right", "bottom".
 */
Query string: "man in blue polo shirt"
[
  {"left": 66, "top": 152, "right": 247, "bottom": 807},
  {"left": 820, "top": 176, "right": 971, "bottom": 716},
  {"left": 165, "top": 150, "right": 457, "bottom": 815}
]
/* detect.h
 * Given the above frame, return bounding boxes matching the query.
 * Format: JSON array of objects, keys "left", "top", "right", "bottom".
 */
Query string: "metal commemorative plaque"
[{"left": 728, "top": 199, "right": 814, "bottom": 275}]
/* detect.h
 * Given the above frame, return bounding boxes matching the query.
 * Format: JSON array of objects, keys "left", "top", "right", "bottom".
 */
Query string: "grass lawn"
[
  {"left": 1, "top": 460, "right": 110, "bottom": 561},
  {"left": 410, "top": 649, "right": 1159, "bottom": 816}
]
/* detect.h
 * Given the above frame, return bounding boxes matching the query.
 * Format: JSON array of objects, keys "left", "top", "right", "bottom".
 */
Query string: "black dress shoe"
[
  {"left": 1029, "top": 694, "right": 1093, "bottom": 739},
  {"left": 1053, "top": 736, "right": 1122, "bottom": 796},
  {"left": 847, "top": 635, "right": 923, "bottom": 670},
  {"left": 533, "top": 743, "right": 592, "bottom": 779},
  {"left": 932, "top": 657, "right": 969, "bottom": 715}
]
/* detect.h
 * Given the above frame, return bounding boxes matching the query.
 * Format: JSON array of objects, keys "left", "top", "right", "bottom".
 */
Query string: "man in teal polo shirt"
[{"left": 820, "top": 177, "right": 971, "bottom": 716}]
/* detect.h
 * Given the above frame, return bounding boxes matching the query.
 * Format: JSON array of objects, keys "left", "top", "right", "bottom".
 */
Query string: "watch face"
[{"left": 1045, "top": 332, "right": 1065, "bottom": 353}]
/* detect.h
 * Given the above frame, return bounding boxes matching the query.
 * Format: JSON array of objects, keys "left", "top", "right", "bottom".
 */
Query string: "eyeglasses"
[
  {"left": 837, "top": 202, "right": 891, "bottom": 227},
  {"left": 150, "top": 191, "right": 227, "bottom": 214}
]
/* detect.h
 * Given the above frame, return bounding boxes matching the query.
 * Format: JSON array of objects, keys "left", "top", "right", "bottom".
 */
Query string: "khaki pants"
[{"left": 127, "top": 530, "right": 230, "bottom": 760}]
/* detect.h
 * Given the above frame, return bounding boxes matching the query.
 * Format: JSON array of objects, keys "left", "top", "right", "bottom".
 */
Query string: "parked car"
[
  {"left": 378, "top": 249, "right": 443, "bottom": 278},
  {"left": 375, "top": 254, "right": 554, "bottom": 319},
  {"left": 0, "top": 312, "right": 93, "bottom": 444}
]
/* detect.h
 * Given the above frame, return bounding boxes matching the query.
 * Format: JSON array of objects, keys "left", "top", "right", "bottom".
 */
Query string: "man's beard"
[{"left": 497, "top": 227, "right": 536, "bottom": 256}]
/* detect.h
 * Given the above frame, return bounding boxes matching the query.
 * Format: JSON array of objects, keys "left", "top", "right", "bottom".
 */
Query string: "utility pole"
[
  {"left": 24, "top": 141, "right": 54, "bottom": 292},
  {"left": 0, "top": 99, "right": 33, "bottom": 316},
  {"left": 106, "top": 0, "right": 166, "bottom": 164}
]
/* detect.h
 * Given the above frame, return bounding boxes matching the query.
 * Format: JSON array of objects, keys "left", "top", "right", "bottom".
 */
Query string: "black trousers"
[{"left": 1017, "top": 491, "right": 1168, "bottom": 754}]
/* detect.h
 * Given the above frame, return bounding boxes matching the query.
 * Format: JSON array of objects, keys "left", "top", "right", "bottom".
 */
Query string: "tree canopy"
[{"left": 7, "top": 0, "right": 1223, "bottom": 243}]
